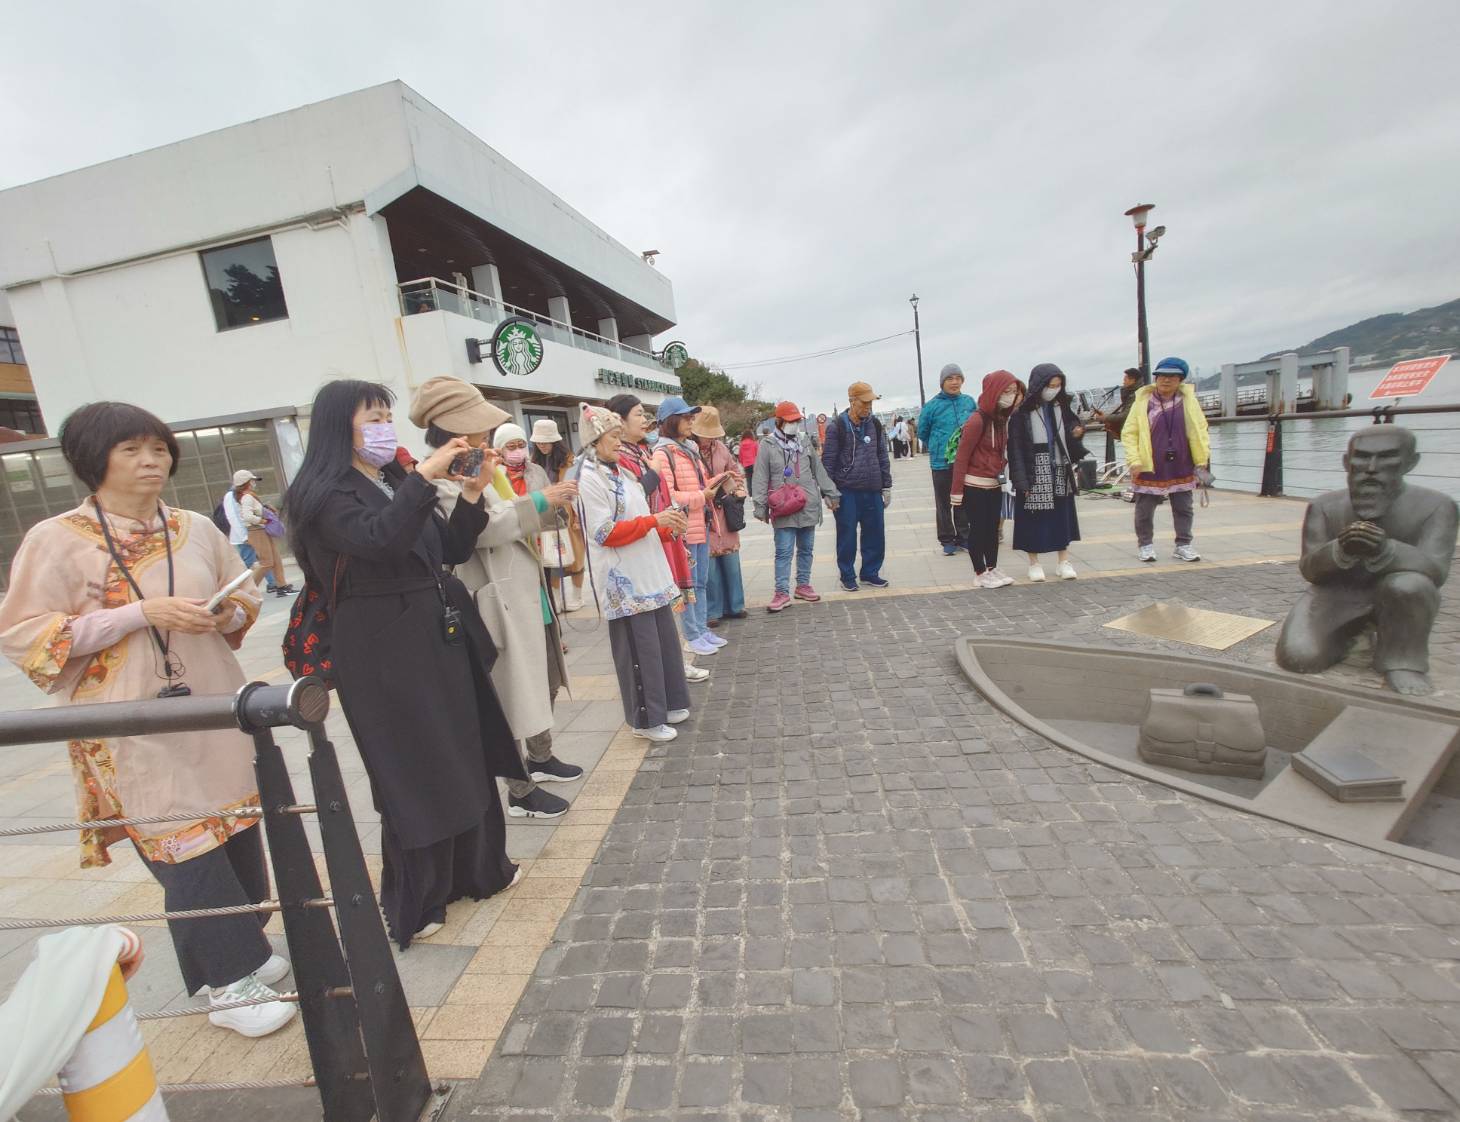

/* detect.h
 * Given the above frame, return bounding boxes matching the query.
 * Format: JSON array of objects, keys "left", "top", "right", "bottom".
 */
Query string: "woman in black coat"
[
  {"left": 286, "top": 380, "right": 528, "bottom": 947},
  {"left": 1009, "top": 363, "right": 1088, "bottom": 582}
]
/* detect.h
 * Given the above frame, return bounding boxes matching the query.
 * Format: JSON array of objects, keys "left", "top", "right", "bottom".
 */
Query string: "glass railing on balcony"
[{"left": 398, "top": 277, "right": 661, "bottom": 367}]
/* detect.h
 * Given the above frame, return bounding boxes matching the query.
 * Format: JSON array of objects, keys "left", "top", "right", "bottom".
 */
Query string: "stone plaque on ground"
[{"left": 1104, "top": 602, "right": 1275, "bottom": 651}]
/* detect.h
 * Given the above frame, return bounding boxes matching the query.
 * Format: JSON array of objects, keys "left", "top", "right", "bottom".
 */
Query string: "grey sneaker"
[
  {"left": 1173, "top": 544, "right": 1201, "bottom": 562},
  {"left": 1138, "top": 544, "right": 1157, "bottom": 563}
]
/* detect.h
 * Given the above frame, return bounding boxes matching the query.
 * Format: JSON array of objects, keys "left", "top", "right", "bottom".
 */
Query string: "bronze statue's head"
[{"left": 1344, "top": 427, "right": 1419, "bottom": 520}]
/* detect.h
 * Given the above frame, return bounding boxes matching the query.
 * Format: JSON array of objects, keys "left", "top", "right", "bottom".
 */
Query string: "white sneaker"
[
  {"left": 1057, "top": 561, "right": 1077, "bottom": 580},
  {"left": 1028, "top": 562, "right": 1046, "bottom": 583},
  {"left": 989, "top": 568, "right": 1016, "bottom": 587},
  {"left": 634, "top": 724, "right": 678, "bottom": 742},
  {"left": 415, "top": 920, "right": 444, "bottom": 939},
  {"left": 689, "top": 635, "right": 719, "bottom": 656},
  {"left": 704, "top": 633, "right": 727, "bottom": 648},
  {"left": 563, "top": 585, "right": 584, "bottom": 612},
  {"left": 254, "top": 953, "right": 290, "bottom": 987},
  {"left": 975, "top": 571, "right": 1000, "bottom": 589},
  {"left": 1138, "top": 544, "right": 1157, "bottom": 563},
  {"left": 667, "top": 708, "right": 690, "bottom": 724},
  {"left": 1174, "top": 544, "right": 1201, "bottom": 562},
  {"left": 209, "top": 975, "right": 297, "bottom": 1038},
  {"left": 684, "top": 665, "right": 710, "bottom": 682}
]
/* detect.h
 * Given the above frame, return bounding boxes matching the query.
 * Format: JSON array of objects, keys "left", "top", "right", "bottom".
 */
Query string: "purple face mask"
[{"left": 358, "top": 421, "right": 398, "bottom": 468}]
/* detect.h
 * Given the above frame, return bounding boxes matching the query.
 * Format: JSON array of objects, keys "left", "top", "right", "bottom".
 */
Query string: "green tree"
[{"left": 677, "top": 358, "right": 747, "bottom": 405}]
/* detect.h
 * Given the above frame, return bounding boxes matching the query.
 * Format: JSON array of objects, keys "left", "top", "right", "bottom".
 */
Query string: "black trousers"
[
  {"left": 138, "top": 824, "right": 272, "bottom": 995},
  {"left": 931, "top": 467, "right": 969, "bottom": 546},
  {"left": 964, "top": 488, "right": 1003, "bottom": 574}
]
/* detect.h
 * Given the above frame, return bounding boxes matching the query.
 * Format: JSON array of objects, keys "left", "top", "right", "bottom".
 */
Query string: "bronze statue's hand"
[{"left": 1340, "top": 521, "right": 1385, "bottom": 557}]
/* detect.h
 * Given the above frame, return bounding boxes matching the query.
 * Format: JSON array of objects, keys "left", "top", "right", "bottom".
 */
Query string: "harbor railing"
[
  {"left": 1, "top": 678, "right": 448, "bottom": 1122},
  {"left": 1207, "top": 400, "right": 1460, "bottom": 498}
]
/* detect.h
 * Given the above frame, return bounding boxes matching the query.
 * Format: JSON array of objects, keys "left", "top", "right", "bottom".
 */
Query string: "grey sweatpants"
[
  {"left": 1134, "top": 490, "right": 1194, "bottom": 547},
  {"left": 609, "top": 605, "right": 690, "bottom": 729},
  {"left": 506, "top": 623, "right": 564, "bottom": 799}
]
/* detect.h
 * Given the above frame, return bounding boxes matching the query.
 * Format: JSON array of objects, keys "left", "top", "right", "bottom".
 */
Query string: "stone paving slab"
[{"left": 450, "top": 557, "right": 1460, "bottom": 1121}]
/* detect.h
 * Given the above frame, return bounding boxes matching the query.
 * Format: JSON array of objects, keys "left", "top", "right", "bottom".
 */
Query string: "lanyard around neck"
[{"left": 91, "top": 497, "right": 175, "bottom": 666}]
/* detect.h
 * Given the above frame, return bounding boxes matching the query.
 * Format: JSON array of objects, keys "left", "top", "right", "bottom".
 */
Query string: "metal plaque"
[{"left": 1104, "top": 602, "right": 1275, "bottom": 651}]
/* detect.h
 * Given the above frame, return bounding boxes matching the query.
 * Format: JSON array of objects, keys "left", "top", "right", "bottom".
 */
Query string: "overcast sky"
[{"left": 4, "top": 1, "right": 1458, "bottom": 410}]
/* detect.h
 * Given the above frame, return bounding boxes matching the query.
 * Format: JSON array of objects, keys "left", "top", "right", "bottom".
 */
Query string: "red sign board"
[{"left": 1370, "top": 355, "right": 1450, "bottom": 400}]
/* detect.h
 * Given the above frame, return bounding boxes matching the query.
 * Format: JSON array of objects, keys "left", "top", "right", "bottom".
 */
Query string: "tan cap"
[
  {"left": 848, "top": 381, "right": 879, "bottom": 402},
  {"left": 409, "top": 376, "right": 511, "bottom": 434},
  {"left": 690, "top": 404, "right": 726, "bottom": 440},
  {"left": 231, "top": 468, "right": 260, "bottom": 487}
]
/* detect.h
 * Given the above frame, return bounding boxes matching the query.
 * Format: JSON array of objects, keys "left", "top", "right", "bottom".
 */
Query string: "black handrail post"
[
  {"left": 249, "top": 724, "right": 373, "bottom": 1122},
  {"left": 305, "top": 723, "right": 432, "bottom": 1122},
  {"left": 1260, "top": 416, "right": 1284, "bottom": 497}
]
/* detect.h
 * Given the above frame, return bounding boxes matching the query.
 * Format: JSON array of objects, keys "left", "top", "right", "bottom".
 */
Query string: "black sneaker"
[
  {"left": 507, "top": 788, "right": 570, "bottom": 818},
  {"left": 840, "top": 579, "right": 859, "bottom": 592},
  {"left": 861, "top": 576, "right": 890, "bottom": 588},
  {"left": 530, "top": 756, "right": 584, "bottom": 783}
]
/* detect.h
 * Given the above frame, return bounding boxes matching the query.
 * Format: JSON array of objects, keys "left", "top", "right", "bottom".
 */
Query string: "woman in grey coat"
[{"left": 751, "top": 401, "right": 840, "bottom": 612}]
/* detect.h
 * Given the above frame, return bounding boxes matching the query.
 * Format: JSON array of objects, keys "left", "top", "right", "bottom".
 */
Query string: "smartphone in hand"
[
  {"left": 449, "top": 447, "right": 486, "bottom": 478},
  {"left": 204, "top": 569, "right": 255, "bottom": 612}
]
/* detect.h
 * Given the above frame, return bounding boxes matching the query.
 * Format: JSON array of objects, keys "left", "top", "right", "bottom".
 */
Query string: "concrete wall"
[{"left": 6, "top": 212, "right": 410, "bottom": 429}]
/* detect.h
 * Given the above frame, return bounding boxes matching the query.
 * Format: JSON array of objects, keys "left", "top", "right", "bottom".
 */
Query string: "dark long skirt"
[
  {"left": 1014, "top": 445, "right": 1081, "bottom": 553},
  {"left": 609, "top": 606, "right": 690, "bottom": 729},
  {"left": 380, "top": 793, "right": 516, "bottom": 949}
]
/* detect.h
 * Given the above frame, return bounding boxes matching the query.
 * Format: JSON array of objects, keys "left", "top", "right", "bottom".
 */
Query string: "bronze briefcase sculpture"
[{"left": 1137, "top": 682, "right": 1267, "bottom": 779}]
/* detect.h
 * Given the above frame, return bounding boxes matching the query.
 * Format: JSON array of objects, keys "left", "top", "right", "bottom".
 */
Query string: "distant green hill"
[{"left": 1197, "top": 297, "right": 1460, "bottom": 390}]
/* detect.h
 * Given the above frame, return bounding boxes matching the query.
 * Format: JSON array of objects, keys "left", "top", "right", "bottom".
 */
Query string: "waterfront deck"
[{"left": 5, "top": 456, "right": 1460, "bottom": 1120}]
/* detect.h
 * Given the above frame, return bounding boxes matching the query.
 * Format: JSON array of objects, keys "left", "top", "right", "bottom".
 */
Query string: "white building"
[{"left": 0, "top": 81, "right": 683, "bottom": 574}]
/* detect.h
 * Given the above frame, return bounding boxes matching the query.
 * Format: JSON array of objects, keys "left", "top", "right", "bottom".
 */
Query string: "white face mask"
[
  {"left": 1040, "top": 386, "right": 1060, "bottom": 403},
  {"left": 782, "top": 421, "right": 801, "bottom": 436},
  {"left": 998, "top": 390, "right": 1016, "bottom": 409}
]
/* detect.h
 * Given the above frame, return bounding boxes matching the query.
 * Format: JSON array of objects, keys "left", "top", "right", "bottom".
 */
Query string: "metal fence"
[
  {"left": 1208, "top": 401, "right": 1460, "bottom": 499},
  {"left": 4, "top": 678, "right": 447, "bottom": 1121}
]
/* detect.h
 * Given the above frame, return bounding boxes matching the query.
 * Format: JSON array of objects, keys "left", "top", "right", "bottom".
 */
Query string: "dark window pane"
[{"left": 200, "top": 237, "right": 288, "bottom": 331}]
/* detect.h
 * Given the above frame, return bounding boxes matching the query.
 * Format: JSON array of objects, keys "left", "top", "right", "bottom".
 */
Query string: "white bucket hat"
[{"left": 530, "top": 418, "right": 563, "bottom": 444}]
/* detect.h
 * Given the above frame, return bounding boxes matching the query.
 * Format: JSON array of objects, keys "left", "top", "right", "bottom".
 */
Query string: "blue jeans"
[
  {"left": 773, "top": 526, "right": 816, "bottom": 594},
  {"left": 704, "top": 550, "right": 745, "bottom": 621},
  {"left": 680, "top": 540, "right": 710, "bottom": 641},
  {"left": 234, "top": 542, "right": 275, "bottom": 590},
  {"left": 834, "top": 489, "right": 886, "bottom": 583}
]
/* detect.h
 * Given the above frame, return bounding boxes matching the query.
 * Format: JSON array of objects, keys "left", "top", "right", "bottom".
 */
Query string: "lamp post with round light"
[
  {"left": 1123, "top": 204, "right": 1166, "bottom": 381},
  {"left": 910, "top": 293, "right": 926, "bottom": 409}
]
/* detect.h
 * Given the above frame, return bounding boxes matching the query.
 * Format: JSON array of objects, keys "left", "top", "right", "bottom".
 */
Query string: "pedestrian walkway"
[{"left": 4, "top": 459, "right": 1460, "bottom": 1119}]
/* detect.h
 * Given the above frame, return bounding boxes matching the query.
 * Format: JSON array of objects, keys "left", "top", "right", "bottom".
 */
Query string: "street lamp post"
[
  {"left": 910, "top": 294, "right": 925, "bottom": 408},
  {"left": 1123, "top": 204, "right": 1165, "bottom": 382}
]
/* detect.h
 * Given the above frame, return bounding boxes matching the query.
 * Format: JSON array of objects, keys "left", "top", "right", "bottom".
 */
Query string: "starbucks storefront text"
[{"left": 595, "top": 368, "right": 682, "bottom": 396}]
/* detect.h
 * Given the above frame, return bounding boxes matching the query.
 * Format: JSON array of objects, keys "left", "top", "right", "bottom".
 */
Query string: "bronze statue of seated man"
[{"left": 1276, "top": 426, "right": 1457, "bottom": 696}]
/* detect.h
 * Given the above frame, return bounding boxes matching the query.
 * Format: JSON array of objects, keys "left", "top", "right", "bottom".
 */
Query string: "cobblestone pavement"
[{"left": 451, "top": 560, "right": 1460, "bottom": 1121}]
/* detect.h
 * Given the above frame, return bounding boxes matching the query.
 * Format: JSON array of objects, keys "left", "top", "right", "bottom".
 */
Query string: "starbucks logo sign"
[
  {"left": 491, "top": 317, "right": 545, "bottom": 378},
  {"left": 660, "top": 341, "right": 689, "bottom": 370}
]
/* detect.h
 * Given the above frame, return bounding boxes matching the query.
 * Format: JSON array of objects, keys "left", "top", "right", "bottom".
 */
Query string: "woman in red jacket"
[{"left": 949, "top": 371, "right": 1024, "bottom": 588}]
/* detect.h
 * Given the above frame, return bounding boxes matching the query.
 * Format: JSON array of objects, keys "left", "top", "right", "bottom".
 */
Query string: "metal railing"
[
  {"left": 4, "top": 678, "right": 448, "bottom": 1121},
  {"left": 398, "top": 276, "right": 664, "bottom": 368},
  {"left": 1207, "top": 401, "right": 1460, "bottom": 498}
]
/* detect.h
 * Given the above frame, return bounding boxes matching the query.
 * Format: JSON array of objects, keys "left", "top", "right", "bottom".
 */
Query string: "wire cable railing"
[{"left": 1, "top": 678, "right": 450, "bottom": 1121}]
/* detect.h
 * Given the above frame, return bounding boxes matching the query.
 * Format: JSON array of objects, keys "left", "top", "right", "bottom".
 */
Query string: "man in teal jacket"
[{"left": 917, "top": 363, "right": 977, "bottom": 554}]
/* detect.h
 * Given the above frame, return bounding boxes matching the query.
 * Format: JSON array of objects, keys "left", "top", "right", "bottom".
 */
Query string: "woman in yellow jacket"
[{"left": 1120, "top": 357, "right": 1211, "bottom": 563}]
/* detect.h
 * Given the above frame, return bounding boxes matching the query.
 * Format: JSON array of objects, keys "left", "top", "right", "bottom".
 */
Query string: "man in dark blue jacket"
[{"left": 823, "top": 380, "right": 893, "bottom": 591}]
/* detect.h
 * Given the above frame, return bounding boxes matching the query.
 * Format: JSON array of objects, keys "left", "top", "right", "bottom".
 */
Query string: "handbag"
[
  {"left": 767, "top": 444, "right": 808, "bottom": 519},
  {"left": 262, "top": 507, "right": 285, "bottom": 538},
  {"left": 538, "top": 527, "right": 576, "bottom": 570},
  {"left": 282, "top": 556, "right": 345, "bottom": 689},
  {"left": 717, "top": 490, "right": 747, "bottom": 532}
]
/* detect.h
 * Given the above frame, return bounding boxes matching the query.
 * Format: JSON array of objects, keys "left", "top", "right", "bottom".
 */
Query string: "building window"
[
  {"left": 0, "top": 328, "right": 23, "bottom": 365},
  {"left": 200, "top": 237, "right": 289, "bottom": 331}
]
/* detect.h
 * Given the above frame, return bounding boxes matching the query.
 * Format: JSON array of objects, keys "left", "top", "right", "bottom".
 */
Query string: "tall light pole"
[
  {"left": 1123, "top": 204, "right": 1164, "bottom": 381},
  {"left": 910, "top": 294, "right": 926, "bottom": 408}
]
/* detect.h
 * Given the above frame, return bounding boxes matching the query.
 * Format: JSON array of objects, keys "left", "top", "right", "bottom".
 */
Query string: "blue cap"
[
  {"left": 1152, "top": 357, "right": 1189, "bottom": 379},
  {"left": 656, "top": 396, "right": 701, "bottom": 423}
]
